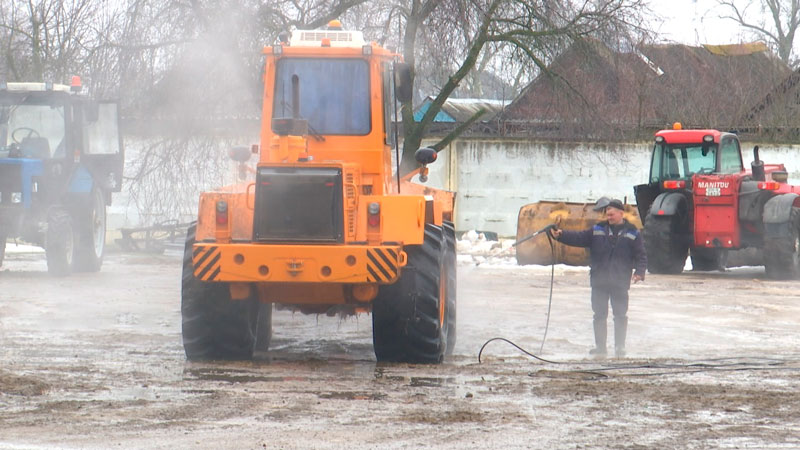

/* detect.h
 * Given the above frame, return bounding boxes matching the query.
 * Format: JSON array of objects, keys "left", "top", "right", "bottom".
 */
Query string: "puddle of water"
[{"left": 317, "top": 391, "right": 387, "bottom": 401}]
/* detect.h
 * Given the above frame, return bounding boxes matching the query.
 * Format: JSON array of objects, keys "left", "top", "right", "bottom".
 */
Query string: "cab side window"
[{"left": 720, "top": 137, "right": 742, "bottom": 173}]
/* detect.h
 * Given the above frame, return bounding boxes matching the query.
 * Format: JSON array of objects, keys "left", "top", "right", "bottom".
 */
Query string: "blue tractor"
[{"left": 0, "top": 78, "right": 123, "bottom": 275}]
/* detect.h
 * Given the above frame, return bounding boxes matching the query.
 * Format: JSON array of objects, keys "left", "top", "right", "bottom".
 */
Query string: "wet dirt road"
[{"left": 2, "top": 249, "right": 800, "bottom": 449}]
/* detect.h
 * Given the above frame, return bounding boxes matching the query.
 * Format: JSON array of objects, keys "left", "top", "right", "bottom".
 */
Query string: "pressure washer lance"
[{"left": 513, "top": 223, "right": 559, "bottom": 247}]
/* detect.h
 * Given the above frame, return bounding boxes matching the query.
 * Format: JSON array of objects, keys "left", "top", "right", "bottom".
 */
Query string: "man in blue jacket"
[{"left": 550, "top": 198, "right": 647, "bottom": 358}]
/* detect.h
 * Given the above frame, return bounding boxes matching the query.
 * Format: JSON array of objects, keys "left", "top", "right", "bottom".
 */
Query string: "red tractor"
[{"left": 634, "top": 124, "right": 800, "bottom": 279}]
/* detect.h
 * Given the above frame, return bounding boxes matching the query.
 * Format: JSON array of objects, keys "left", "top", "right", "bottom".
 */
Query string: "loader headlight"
[{"left": 11, "top": 192, "right": 22, "bottom": 203}]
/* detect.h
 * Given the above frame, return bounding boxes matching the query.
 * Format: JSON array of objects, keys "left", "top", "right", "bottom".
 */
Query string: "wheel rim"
[
  {"left": 92, "top": 190, "right": 106, "bottom": 257},
  {"left": 65, "top": 225, "right": 74, "bottom": 266},
  {"left": 438, "top": 263, "right": 446, "bottom": 327}
]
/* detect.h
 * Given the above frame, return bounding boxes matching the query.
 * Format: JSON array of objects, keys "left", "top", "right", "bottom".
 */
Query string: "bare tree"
[
  {"left": 717, "top": 0, "right": 800, "bottom": 65},
  {"left": 397, "top": 0, "right": 647, "bottom": 175}
]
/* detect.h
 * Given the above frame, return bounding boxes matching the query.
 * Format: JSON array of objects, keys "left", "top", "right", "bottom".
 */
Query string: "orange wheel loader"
[{"left": 181, "top": 22, "right": 456, "bottom": 363}]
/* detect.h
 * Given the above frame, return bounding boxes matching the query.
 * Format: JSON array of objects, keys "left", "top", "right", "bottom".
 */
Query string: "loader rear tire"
[
  {"left": 372, "top": 224, "right": 449, "bottom": 363},
  {"left": 443, "top": 221, "right": 457, "bottom": 356},
  {"left": 45, "top": 208, "right": 76, "bottom": 276},
  {"left": 763, "top": 207, "right": 800, "bottom": 280},
  {"left": 181, "top": 223, "right": 259, "bottom": 360},
  {"left": 643, "top": 214, "right": 688, "bottom": 274}
]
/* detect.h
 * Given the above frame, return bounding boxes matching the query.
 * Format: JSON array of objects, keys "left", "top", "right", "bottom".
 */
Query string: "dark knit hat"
[
  {"left": 606, "top": 199, "right": 624, "bottom": 211},
  {"left": 593, "top": 197, "right": 624, "bottom": 211}
]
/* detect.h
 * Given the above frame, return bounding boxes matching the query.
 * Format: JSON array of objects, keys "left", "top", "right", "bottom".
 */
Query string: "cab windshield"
[
  {"left": 0, "top": 95, "right": 66, "bottom": 159},
  {"left": 272, "top": 58, "right": 371, "bottom": 135},
  {"left": 650, "top": 143, "right": 717, "bottom": 183}
]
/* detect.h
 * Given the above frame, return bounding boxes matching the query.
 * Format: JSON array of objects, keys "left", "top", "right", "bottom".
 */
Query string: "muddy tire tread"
[
  {"left": 763, "top": 207, "right": 800, "bottom": 280},
  {"left": 45, "top": 208, "right": 74, "bottom": 276},
  {"left": 181, "top": 223, "right": 259, "bottom": 360},
  {"left": 643, "top": 214, "right": 688, "bottom": 274},
  {"left": 73, "top": 188, "right": 106, "bottom": 273},
  {"left": 372, "top": 224, "right": 447, "bottom": 363},
  {"left": 443, "top": 221, "right": 457, "bottom": 356}
]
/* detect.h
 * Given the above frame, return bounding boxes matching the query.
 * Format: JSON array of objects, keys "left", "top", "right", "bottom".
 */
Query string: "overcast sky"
[{"left": 650, "top": 0, "right": 751, "bottom": 45}]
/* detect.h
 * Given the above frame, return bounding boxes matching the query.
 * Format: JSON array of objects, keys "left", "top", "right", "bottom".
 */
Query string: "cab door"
[{"left": 80, "top": 101, "right": 124, "bottom": 192}]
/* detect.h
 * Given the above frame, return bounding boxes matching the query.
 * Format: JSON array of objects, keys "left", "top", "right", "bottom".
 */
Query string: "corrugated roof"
[
  {"left": 414, "top": 97, "right": 509, "bottom": 123},
  {"left": 501, "top": 39, "right": 790, "bottom": 137}
]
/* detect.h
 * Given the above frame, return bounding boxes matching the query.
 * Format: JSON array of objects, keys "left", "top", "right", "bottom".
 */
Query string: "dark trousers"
[
  {"left": 590, "top": 284, "right": 629, "bottom": 350},
  {"left": 591, "top": 285, "right": 629, "bottom": 321}
]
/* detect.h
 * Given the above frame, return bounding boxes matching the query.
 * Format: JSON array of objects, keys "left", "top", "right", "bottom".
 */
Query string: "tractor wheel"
[
  {"left": 763, "top": 207, "right": 800, "bottom": 280},
  {"left": 254, "top": 303, "right": 273, "bottom": 354},
  {"left": 690, "top": 248, "right": 726, "bottom": 272},
  {"left": 443, "top": 221, "right": 457, "bottom": 356},
  {"left": 45, "top": 208, "right": 76, "bottom": 276},
  {"left": 74, "top": 188, "right": 106, "bottom": 272},
  {"left": 181, "top": 223, "right": 260, "bottom": 360},
  {"left": 0, "top": 230, "right": 6, "bottom": 267},
  {"left": 643, "top": 213, "right": 688, "bottom": 274},
  {"left": 372, "top": 223, "right": 449, "bottom": 363}
]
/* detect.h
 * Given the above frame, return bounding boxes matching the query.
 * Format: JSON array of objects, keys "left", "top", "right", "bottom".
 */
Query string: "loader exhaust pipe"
[{"left": 292, "top": 75, "right": 301, "bottom": 119}]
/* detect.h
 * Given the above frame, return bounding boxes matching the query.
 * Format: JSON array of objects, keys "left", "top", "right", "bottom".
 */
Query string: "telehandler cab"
[{"left": 634, "top": 123, "right": 800, "bottom": 279}]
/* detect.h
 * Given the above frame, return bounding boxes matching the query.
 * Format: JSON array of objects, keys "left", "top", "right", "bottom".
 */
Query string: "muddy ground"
[{"left": 2, "top": 246, "right": 800, "bottom": 449}]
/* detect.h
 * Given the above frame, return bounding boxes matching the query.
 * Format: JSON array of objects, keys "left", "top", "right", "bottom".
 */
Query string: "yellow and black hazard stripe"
[
  {"left": 193, "top": 245, "right": 221, "bottom": 281},
  {"left": 366, "top": 248, "right": 399, "bottom": 283}
]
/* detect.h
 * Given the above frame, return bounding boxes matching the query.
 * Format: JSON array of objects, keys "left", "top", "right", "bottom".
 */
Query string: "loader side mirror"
[
  {"left": 228, "top": 145, "right": 252, "bottom": 163},
  {"left": 394, "top": 62, "right": 412, "bottom": 103},
  {"left": 414, "top": 147, "right": 437, "bottom": 165}
]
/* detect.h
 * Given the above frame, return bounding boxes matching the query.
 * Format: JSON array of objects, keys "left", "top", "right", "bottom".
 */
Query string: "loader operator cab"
[{"left": 272, "top": 58, "right": 371, "bottom": 136}]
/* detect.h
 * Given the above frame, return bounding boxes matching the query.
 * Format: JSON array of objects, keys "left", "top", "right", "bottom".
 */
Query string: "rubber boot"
[
  {"left": 614, "top": 316, "right": 628, "bottom": 358},
  {"left": 589, "top": 318, "right": 607, "bottom": 358}
]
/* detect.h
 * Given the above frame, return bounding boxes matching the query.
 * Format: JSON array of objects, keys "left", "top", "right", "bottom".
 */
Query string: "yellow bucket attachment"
[{"left": 515, "top": 201, "right": 642, "bottom": 266}]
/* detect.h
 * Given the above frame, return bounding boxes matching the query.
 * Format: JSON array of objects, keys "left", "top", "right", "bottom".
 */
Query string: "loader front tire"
[
  {"left": 643, "top": 214, "right": 688, "bottom": 274},
  {"left": 181, "top": 223, "right": 259, "bottom": 360},
  {"left": 763, "top": 207, "right": 800, "bottom": 280},
  {"left": 372, "top": 224, "right": 450, "bottom": 363}
]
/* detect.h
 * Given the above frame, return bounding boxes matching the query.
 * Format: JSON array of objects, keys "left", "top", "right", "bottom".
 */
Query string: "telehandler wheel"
[
  {"left": 690, "top": 248, "right": 726, "bottom": 271},
  {"left": 643, "top": 214, "right": 688, "bottom": 274},
  {"left": 443, "top": 221, "right": 457, "bottom": 356},
  {"left": 372, "top": 223, "right": 449, "bottom": 363},
  {"left": 181, "top": 223, "right": 260, "bottom": 360},
  {"left": 254, "top": 303, "right": 273, "bottom": 354},
  {"left": 45, "top": 208, "right": 75, "bottom": 276},
  {"left": 74, "top": 188, "right": 106, "bottom": 272},
  {"left": 763, "top": 207, "right": 800, "bottom": 280}
]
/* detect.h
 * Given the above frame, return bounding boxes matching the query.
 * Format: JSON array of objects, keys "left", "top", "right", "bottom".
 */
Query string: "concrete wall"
[
  {"left": 114, "top": 135, "right": 800, "bottom": 239},
  {"left": 420, "top": 138, "right": 800, "bottom": 237}
]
